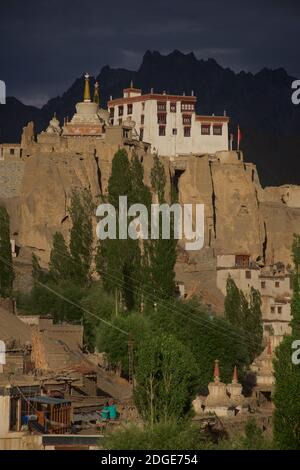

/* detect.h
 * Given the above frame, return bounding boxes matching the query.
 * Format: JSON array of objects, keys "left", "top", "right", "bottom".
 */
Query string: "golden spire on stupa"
[
  {"left": 84, "top": 72, "right": 91, "bottom": 102},
  {"left": 93, "top": 81, "right": 100, "bottom": 106}
]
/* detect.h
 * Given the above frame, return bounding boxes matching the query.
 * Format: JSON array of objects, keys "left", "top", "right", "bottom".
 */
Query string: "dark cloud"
[{"left": 0, "top": 0, "right": 299, "bottom": 106}]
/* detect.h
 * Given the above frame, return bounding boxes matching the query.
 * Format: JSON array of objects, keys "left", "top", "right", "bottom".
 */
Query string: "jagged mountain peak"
[{"left": 1, "top": 50, "right": 300, "bottom": 186}]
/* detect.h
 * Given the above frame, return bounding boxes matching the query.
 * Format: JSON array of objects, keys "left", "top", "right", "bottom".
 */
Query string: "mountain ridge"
[{"left": 1, "top": 50, "right": 299, "bottom": 186}]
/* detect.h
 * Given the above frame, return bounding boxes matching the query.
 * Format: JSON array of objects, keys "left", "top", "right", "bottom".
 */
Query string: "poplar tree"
[
  {"left": 225, "top": 277, "right": 263, "bottom": 362},
  {"left": 32, "top": 253, "right": 45, "bottom": 282},
  {"left": 224, "top": 276, "right": 243, "bottom": 328},
  {"left": 246, "top": 287, "right": 263, "bottom": 362},
  {"left": 0, "top": 206, "right": 14, "bottom": 297},
  {"left": 147, "top": 155, "right": 177, "bottom": 301},
  {"left": 273, "top": 234, "right": 300, "bottom": 449},
  {"left": 69, "top": 189, "right": 94, "bottom": 285},
  {"left": 96, "top": 150, "right": 149, "bottom": 311},
  {"left": 49, "top": 232, "right": 73, "bottom": 283}
]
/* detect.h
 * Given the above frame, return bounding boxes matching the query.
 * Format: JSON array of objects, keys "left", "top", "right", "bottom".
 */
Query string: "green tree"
[
  {"left": 49, "top": 232, "right": 73, "bottom": 283},
  {"left": 102, "top": 421, "right": 212, "bottom": 450},
  {"left": 149, "top": 299, "right": 250, "bottom": 388},
  {"left": 0, "top": 206, "right": 14, "bottom": 297},
  {"left": 96, "top": 150, "right": 148, "bottom": 311},
  {"left": 130, "top": 153, "right": 152, "bottom": 210},
  {"left": 108, "top": 148, "right": 132, "bottom": 208},
  {"left": 218, "top": 418, "right": 273, "bottom": 450},
  {"left": 80, "top": 282, "right": 116, "bottom": 350},
  {"left": 224, "top": 276, "right": 243, "bottom": 328},
  {"left": 69, "top": 189, "right": 94, "bottom": 285},
  {"left": 290, "top": 234, "right": 300, "bottom": 335},
  {"left": 225, "top": 277, "right": 263, "bottom": 363},
  {"left": 150, "top": 154, "right": 166, "bottom": 203},
  {"left": 273, "top": 234, "right": 300, "bottom": 449},
  {"left": 146, "top": 155, "right": 177, "bottom": 301},
  {"left": 246, "top": 287, "right": 263, "bottom": 362},
  {"left": 96, "top": 312, "right": 150, "bottom": 377},
  {"left": 134, "top": 333, "right": 199, "bottom": 425}
]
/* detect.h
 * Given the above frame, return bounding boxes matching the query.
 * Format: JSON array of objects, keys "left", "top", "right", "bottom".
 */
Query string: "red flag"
[{"left": 237, "top": 125, "right": 242, "bottom": 150}]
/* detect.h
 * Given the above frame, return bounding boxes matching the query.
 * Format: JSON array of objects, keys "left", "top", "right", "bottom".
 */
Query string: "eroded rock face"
[
  {"left": 173, "top": 153, "right": 300, "bottom": 305},
  {"left": 210, "top": 159, "right": 263, "bottom": 257},
  {"left": 2, "top": 147, "right": 300, "bottom": 306},
  {"left": 10, "top": 151, "right": 101, "bottom": 265}
]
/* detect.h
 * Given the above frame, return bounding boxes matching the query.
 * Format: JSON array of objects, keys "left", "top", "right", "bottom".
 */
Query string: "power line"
[{"left": 23, "top": 246, "right": 259, "bottom": 354}]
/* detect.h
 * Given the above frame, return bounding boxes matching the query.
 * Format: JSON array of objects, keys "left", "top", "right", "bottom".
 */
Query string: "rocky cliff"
[{"left": 1, "top": 141, "right": 300, "bottom": 308}]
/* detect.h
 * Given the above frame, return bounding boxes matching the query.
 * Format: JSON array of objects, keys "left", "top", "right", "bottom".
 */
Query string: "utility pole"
[
  {"left": 128, "top": 334, "right": 134, "bottom": 386},
  {"left": 115, "top": 288, "right": 118, "bottom": 317}
]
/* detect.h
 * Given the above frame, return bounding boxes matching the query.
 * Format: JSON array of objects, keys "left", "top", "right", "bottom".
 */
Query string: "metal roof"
[{"left": 28, "top": 396, "right": 71, "bottom": 405}]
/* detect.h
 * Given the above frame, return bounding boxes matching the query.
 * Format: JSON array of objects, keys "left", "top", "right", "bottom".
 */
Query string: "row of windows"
[
  {"left": 156, "top": 119, "right": 222, "bottom": 135},
  {"left": 261, "top": 280, "right": 281, "bottom": 288},
  {"left": 110, "top": 104, "right": 134, "bottom": 117},
  {"left": 271, "top": 306, "right": 282, "bottom": 314},
  {"left": 157, "top": 114, "right": 192, "bottom": 125},
  {"left": 201, "top": 124, "right": 223, "bottom": 135},
  {"left": 245, "top": 272, "right": 282, "bottom": 289},
  {"left": 112, "top": 114, "right": 223, "bottom": 137},
  {"left": 109, "top": 101, "right": 196, "bottom": 117},
  {"left": 158, "top": 126, "right": 191, "bottom": 137},
  {"left": 157, "top": 101, "right": 195, "bottom": 112}
]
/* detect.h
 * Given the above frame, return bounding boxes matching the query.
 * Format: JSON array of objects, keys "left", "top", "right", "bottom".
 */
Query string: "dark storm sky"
[{"left": 0, "top": 0, "right": 299, "bottom": 107}]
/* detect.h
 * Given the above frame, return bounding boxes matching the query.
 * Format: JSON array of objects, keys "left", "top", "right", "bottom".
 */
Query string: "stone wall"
[{"left": 0, "top": 160, "right": 24, "bottom": 198}]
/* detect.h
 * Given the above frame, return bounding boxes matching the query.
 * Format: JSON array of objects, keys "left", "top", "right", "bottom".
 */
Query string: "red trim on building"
[
  {"left": 123, "top": 87, "right": 142, "bottom": 93},
  {"left": 196, "top": 115, "right": 229, "bottom": 123},
  {"left": 108, "top": 93, "right": 197, "bottom": 107}
]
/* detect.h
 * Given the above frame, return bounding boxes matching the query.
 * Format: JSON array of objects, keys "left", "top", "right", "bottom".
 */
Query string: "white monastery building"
[{"left": 107, "top": 86, "right": 229, "bottom": 156}]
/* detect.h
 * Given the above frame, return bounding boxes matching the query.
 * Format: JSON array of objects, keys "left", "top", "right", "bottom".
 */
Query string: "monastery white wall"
[
  {"left": 262, "top": 296, "right": 291, "bottom": 336},
  {"left": 0, "top": 395, "right": 10, "bottom": 437},
  {"left": 110, "top": 98, "right": 228, "bottom": 156}
]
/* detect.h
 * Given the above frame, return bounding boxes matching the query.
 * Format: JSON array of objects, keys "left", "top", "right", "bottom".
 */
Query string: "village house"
[{"left": 216, "top": 254, "right": 292, "bottom": 336}]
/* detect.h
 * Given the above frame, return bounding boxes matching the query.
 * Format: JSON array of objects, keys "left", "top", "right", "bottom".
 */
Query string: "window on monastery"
[
  {"left": 170, "top": 102, "right": 177, "bottom": 113},
  {"left": 201, "top": 124, "right": 211, "bottom": 135},
  {"left": 271, "top": 306, "right": 275, "bottom": 314},
  {"left": 140, "top": 128, "right": 144, "bottom": 141},
  {"left": 275, "top": 281, "right": 280, "bottom": 288},
  {"left": 159, "top": 126, "right": 166, "bottom": 136},
  {"left": 235, "top": 254, "right": 250, "bottom": 268},
  {"left": 118, "top": 118, "right": 122, "bottom": 125},
  {"left": 245, "top": 270, "right": 251, "bottom": 279},
  {"left": 157, "top": 101, "right": 167, "bottom": 112},
  {"left": 141, "top": 115, "right": 145, "bottom": 125},
  {"left": 142, "top": 102, "right": 145, "bottom": 111},
  {"left": 118, "top": 105, "right": 124, "bottom": 116},
  {"left": 181, "top": 102, "right": 194, "bottom": 112},
  {"left": 182, "top": 115, "right": 192, "bottom": 125},
  {"left": 278, "top": 306, "right": 282, "bottom": 314},
  {"left": 184, "top": 126, "right": 191, "bottom": 137},
  {"left": 109, "top": 108, "right": 114, "bottom": 117},
  {"left": 123, "top": 129, "right": 129, "bottom": 139},
  {"left": 172, "top": 128, "right": 177, "bottom": 135},
  {"left": 261, "top": 281, "right": 266, "bottom": 288},
  {"left": 157, "top": 113, "right": 167, "bottom": 125},
  {"left": 10, "top": 148, "right": 15, "bottom": 155},
  {"left": 213, "top": 125, "right": 223, "bottom": 135},
  {"left": 127, "top": 104, "right": 133, "bottom": 115}
]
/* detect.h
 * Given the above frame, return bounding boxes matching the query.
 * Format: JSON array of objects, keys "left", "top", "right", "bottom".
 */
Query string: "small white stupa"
[
  {"left": 226, "top": 365, "right": 244, "bottom": 408},
  {"left": 63, "top": 73, "right": 104, "bottom": 136},
  {"left": 46, "top": 113, "right": 61, "bottom": 135},
  {"left": 204, "top": 360, "right": 230, "bottom": 417}
]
